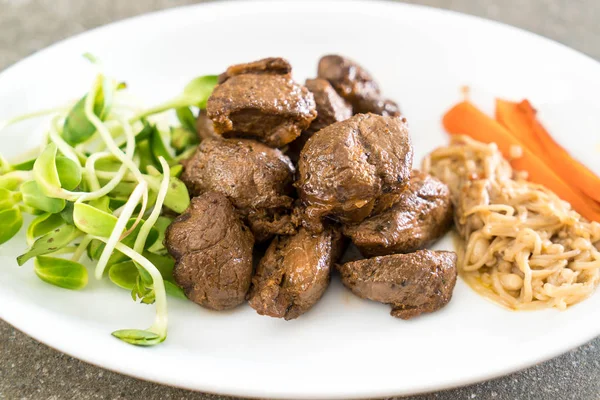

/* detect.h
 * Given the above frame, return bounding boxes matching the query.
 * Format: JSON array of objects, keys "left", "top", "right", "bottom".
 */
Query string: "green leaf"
[
  {"left": 108, "top": 181, "right": 137, "bottom": 199},
  {"left": 33, "top": 143, "right": 63, "bottom": 198},
  {"left": 108, "top": 198, "right": 127, "bottom": 210},
  {"left": 0, "top": 174, "right": 23, "bottom": 191},
  {"left": 130, "top": 75, "right": 218, "bottom": 122},
  {"left": 143, "top": 251, "right": 175, "bottom": 279},
  {"left": 135, "top": 121, "right": 156, "bottom": 142},
  {"left": 34, "top": 256, "right": 88, "bottom": 290},
  {"left": 147, "top": 216, "right": 173, "bottom": 255},
  {"left": 164, "top": 281, "right": 186, "bottom": 299},
  {"left": 176, "top": 107, "right": 197, "bottom": 133},
  {"left": 0, "top": 154, "right": 9, "bottom": 174},
  {"left": 21, "top": 181, "right": 66, "bottom": 214},
  {"left": 12, "top": 158, "right": 36, "bottom": 171},
  {"left": 108, "top": 260, "right": 138, "bottom": 290},
  {"left": 110, "top": 259, "right": 185, "bottom": 300},
  {"left": 26, "top": 213, "right": 64, "bottom": 245},
  {"left": 146, "top": 175, "right": 189, "bottom": 214},
  {"left": 0, "top": 208, "right": 23, "bottom": 245},
  {"left": 60, "top": 201, "right": 75, "bottom": 225},
  {"left": 183, "top": 75, "right": 219, "bottom": 108},
  {"left": 94, "top": 157, "right": 121, "bottom": 172},
  {"left": 111, "top": 329, "right": 163, "bottom": 346},
  {"left": 73, "top": 203, "right": 117, "bottom": 237},
  {"left": 90, "top": 196, "right": 111, "bottom": 212},
  {"left": 87, "top": 239, "right": 103, "bottom": 261},
  {"left": 170, "top": 127, "right": 198, "bottom": 155},
  {"left": 62, "top": 76, "right": 113, "bottom": 145},
  {"left": 94, "top": 219, "right": 158, "bottom": 267},
  {"left": 151, "top": 128, "right": 174, "bottom": 166},
  {"left": 55, "top": 156, "right": 82, "bottom": 190},
  {"left": 17, "top": 224, "right": 81, "bottom": 265},
  {"left": 132, "top": 274, "right": 156, "bottom": 304},
  {"left": 169, "top": 164, "right": 183, "bottom": 178},
  {"left": 136, "top": 139, "right": 157, "bottom": 174},
  {"left": 0, "top": 187, "right": 20, "bottom": 211}
]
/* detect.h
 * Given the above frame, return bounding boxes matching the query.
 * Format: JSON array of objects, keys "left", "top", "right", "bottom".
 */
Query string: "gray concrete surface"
[{"left": 0, "top": 0, "right": 599, "bottom": 399}]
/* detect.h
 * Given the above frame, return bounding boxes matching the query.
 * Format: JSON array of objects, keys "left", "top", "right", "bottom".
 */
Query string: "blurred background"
[
  {"left": 1, "top": 0, "right": 599, "bottom": 70},
  {"left": 0, "top": 1, "right": 599, "bottom": 400}
]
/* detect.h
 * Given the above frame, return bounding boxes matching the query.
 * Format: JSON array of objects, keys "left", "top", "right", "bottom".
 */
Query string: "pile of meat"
[{"left": 166, "top": 55, "right": 457, "bottom": 320}]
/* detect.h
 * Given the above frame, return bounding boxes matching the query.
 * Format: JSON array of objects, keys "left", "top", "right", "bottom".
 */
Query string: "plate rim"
[{"left": 1, "top": 1, "right": 599, "bottom": 398}]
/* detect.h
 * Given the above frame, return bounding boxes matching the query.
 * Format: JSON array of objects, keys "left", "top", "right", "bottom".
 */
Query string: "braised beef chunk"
[
  {"left": 196, "top": 109, "right": 220, "bottom": 141},
  {"left": 338, "top": 250, "right": 457, "bottom": 319},
  {"left": 181, "top": 138, "right": 297, "bottom": 241},
  {"left": 165, "top": 192, "right": 255, "bottom": 310},
  {"left": 248, "top": 227, "right": 343, "bottom": 320},
  {"left": 296, "top": 113, "right": 413, "bottom": 231},
  {"left": 304, "top": 78, "right": 353, "bottom": 133},
  {"left": 318, "top": 54, "right": 400, "bottom": 117},
  {"left": 343, "top": 171, "right": 453, "bottom": 257},
  {"left": 287, "top": 78, "right": 353, "bottom": 163},
  {"left": 218, "top": 57, "right": 292, "bottom": 83},
  {"left": 207, "top": 59, "right": 317, "bottom": 148}
]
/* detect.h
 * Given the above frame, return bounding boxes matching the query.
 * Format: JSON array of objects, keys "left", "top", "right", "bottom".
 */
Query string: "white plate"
[{"left": 1, "top": 1, "right": 600, "bottom": 398}]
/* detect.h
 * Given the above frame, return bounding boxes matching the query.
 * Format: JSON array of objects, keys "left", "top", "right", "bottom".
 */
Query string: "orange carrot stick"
[
  {"left": 511, "top": 100, "right": 600, "bottom": 203},
  {"left": 495, "top": 99, "right": 546, "bottom": 156},
  {"left": 442, "top": 101, "right": 600, "bottom": 222}
]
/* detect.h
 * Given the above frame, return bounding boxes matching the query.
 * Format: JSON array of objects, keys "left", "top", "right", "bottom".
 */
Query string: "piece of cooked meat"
[
  {"left": 343, "top": 171, "right": 453, "bottom": 257},
  {"left": 165, "top": 192, "right": 255, "bottom": 310},
  {"left": 248, "top": 227, "right": 344, "bottom": 320},
  {"left": 207, "top": 58, "right": 317, "bottom": 148},
  {"left": 337, "top": 250, "right": 457, "bottom": 319},
  {"left": 304, "top": 78, "right": 353, "bottom": 133},
  {"left": 218, "top": 57, "right": 292, "bottom": 83},
  {"left": 287, "top": 78, "right": 353, "bottom": 163},
  {"left": 318, "top": 54, "right": 400, "bottom": 117},
  {"left": 296, "top": 113, "right": 413, "bottom": 231},
  {"left": 196, "top": 109, "right": 220, "bottom": 141},
  {"left": 181, "top": 138, "right": 297, "bottom": 241}
]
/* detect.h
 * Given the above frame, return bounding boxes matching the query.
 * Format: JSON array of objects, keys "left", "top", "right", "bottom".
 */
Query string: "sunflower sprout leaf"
[
  {"left": 73, "top": 203, "right": 118, "bottom": 237},
  {"left": 34, "top": 256, "right": 88, "bottom": 290},
  {"left": 17, "top": 224, "right": 81, "bottom": 265},
  {"left": 0, "top": 208, "right": 23, "bottom": 245},
  {"left": 55, "top": 156, "right": 82, "bottom": 190},
  {"left": 111, "top": 329, "right": 162, "bottom": 346},
  {"left": 62, "top": 75, "right": 113, "bottom": 145},
  {"left": 21, "top": 180, "right": 66, "bottom": 214}
]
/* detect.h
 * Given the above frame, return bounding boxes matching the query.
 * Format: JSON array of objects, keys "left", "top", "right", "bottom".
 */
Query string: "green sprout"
[{"left": 0, "top": 55, "right": 215, "bottom": 346}]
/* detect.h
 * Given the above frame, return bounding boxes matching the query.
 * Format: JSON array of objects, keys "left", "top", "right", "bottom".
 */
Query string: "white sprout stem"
[
  {"left": 0, "top": 106, "right": 70, "bottom": 134},
  {"left": 84, "top": 152, "right": 113, "bottom": 192},
  {"left": 114, "top": 241, "right": 168, "bottom": 335},
  {"left": 95, "top": 170, "right": 136, "bottom": 182},
  {"left": 91, "top": 237, "right": 168, "bottom": 336},
  {"left": 122, "top": 184, "right": 148, "bottom": 240},
  {"left": 84, "top": 77, "right": 144, "bottom": 183},
  {"left": 72, "top": 235, "right": 93, "bottom": 262},
  {"left": 133, "top": 158, "right": 170, "bottom": 254},
  {"left": 48, "top": 116, "right": 81, "bottom": 165},
  {"left": 94, "top": 181, "right": 147, "bottom": 279},
  {"left": 76, "top": 119, "right": 136, "bottom": 203}
]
